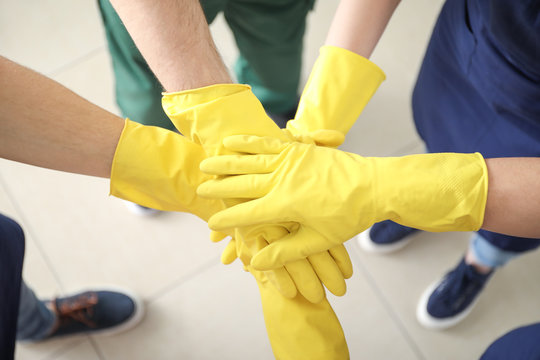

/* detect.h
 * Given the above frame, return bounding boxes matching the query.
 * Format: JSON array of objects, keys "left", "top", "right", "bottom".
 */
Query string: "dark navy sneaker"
[
  {"left": 42, "top": 288, "right": 144, "bottom": 340},
  {"left": 357, "top": 220, "right": 419, "bottom": 253},
  {"left": 417, "top": 258, "right": 493, "bottom": 330}
]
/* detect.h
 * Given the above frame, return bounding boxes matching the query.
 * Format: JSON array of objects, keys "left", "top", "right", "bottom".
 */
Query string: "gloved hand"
[
  {"left": 198, "top": 135, "right": 489, "bottom": 270},
  {"left": 110, "top": 119, "right": 309, "bottom": 299},
  {"left": 110, "top": 118, "right": 222, "bottom": 222},
  {"left": 249, "top": 260, "right": 349, "bottom": 360},
  {"left": 286, "top": 46, "right": 385, "bottom": 141},
  {"left": 162, "top": 84, "right": 353, "bottom": 303},
  {"left": 218, "top": 229, "right": 349, "bottom": 359}
]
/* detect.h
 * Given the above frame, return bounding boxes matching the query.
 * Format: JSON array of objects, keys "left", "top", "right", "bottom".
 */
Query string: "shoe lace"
[
  {"left": 439, "top": 263, "right": 484, "bottom": 311},
  {"left": 51, "top": 292, "right": 99, "bottom": 329}
]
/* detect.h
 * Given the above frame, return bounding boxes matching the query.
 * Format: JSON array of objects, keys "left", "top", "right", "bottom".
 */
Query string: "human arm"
[
  {"left": 325, "top": 0, "right": 400, "bottom": 58},
  {"left": 0, "top": 55, "right": 122, "bottom": 178},
  {"left": 0, "top": 55, "right": 224, "bottom": 221},
  {"left": 108, "top": 0, "right": 231, "bottom": 92},
  {"left": 286, "top": 0, "right": 399, "bottom": 141},
  {"left": 482, "top": 157, "right": 540, "bottom": 237},
  {"left": 198, "top": 135, "right": 540, "bottom": 269}
]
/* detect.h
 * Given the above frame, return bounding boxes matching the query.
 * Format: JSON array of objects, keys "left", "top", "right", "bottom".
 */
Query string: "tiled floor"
[{"left": 1, "top": 1, "right": 540, "bottom": 359}]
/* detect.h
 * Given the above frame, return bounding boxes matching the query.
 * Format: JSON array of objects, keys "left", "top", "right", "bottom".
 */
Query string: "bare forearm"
[
  {"left": 325, "top": 0, "right": 400, "bottom": 58},
  {"left": 110, "top": 0, "right": 231, "bottom": 92},
  {"left": 482, "top": 157, "right": 540, "bottom": 238},
  {"left": 0, "top": 56, "right": 124, "bottom": 178}
]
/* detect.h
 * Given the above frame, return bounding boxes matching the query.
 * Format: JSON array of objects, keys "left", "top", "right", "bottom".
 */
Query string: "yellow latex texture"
[
  {"left": 111, "top": 119, "right": 309, "bottom": 302},
  {"left": 286, "top": 46, "right": 385, "bottom": 138},
  {"left": 250, "top": 262, "right": 349, "bottom": 360},
  {"left": 198, "top": 135, "right": 489, "bottom": 270},
  {"left": 110, "top": 119, "right": 222, "bottom": 222},
  {"left": 162, "top": 85, "right": 350, "bottom": 359},
  {"left": 161, "top": 84, "right": 353, "bottom": 298}
]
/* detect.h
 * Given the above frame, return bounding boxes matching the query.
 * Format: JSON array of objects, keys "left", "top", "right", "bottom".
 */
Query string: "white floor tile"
[
  {"left": 51, "top": 50, "right": 119, "bottom": 116},
  {"left": 0, "top": 0, "right": 107, "bottom": 75},
  {"left": 0, "top": 159, "right": 223, "bottom": 299},
  {"left": 330, "top": 242, "right": 420, "bottom": 360},
  {"left": 351, "top": 231, "right": 540, "bottom": 359},
  {"left": 94, "top": 262, "right": 273, "bottom": 360}
]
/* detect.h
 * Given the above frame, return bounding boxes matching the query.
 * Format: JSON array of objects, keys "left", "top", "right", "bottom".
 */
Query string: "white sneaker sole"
[
  {"left": 416, "top": 279, "right": 479, "bottom": 330},
  {"left": 123, "top": 201, "right": 160, "bottom": 217},
  {"left": 356, "top": 227, "right": 412, "bottom": 254}
]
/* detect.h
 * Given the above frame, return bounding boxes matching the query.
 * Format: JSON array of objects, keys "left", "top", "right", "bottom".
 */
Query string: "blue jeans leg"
[
  {"left": 470, "top": 233, "right": 520, "bottom": 268},
  {"left": 16, "top": 281, "right": 55, "bottom": 341}
]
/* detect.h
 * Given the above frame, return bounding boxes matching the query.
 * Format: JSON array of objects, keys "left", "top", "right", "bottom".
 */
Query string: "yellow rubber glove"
[
  {"left": 110, "top": 119, "right": 302, "bottom": 299},
  {"left": 162, "top": 84, "right": 353, "bottom": 302},
  {"left": 286, "top": 46, "right": 385, "bottom": 140},
  {"left": 198, "top": 135, "right": 489, "bottom": 270},
  {"left": 223, "top": 229, "right": 348, "bottom": 360},
  {"left": 249, "top": 263, "right": 349, "bottom": 360},
  {"left": 110, "top": 119, "right": 220, "bottom": 221}
]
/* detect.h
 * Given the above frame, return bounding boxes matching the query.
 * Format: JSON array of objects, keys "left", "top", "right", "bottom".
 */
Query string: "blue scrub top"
[
  {"left": 412, "top": 0, "right": 540, "bottom": 155},
  {"left": 411, "top": 0, "right": 540, "bottom": 249}
]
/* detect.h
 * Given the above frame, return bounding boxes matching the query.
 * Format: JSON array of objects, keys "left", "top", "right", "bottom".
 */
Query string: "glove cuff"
[
  {"left": 371, "top": 152, "right": 488, "bottom": 232},
  {"left": 162, "top": 84, "right": 287, "bottom": 156},
  {"left": 288, "top": 45, "right": 386, "bottom": 137},
  {"left": 110, "top": 119, "right": 221, "bottom": 220}
]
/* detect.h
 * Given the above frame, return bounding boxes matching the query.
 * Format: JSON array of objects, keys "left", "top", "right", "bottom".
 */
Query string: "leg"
[
  {"left": 0, "top": 214, "right": 25, "bottom": 360},
  {"left": 467, "top": 232, "right": 540, "bottom": 271},
  {"left": 98, "top": 0, "right": 175, "bottom": 131},
  {"left": 480, "top": 323, "right": 540, "bottom": 360},
  {"left": 223, "top": 0, "right": 314, "bottom": 126},
  {"left": 411, "top": 0, "right": 540, "bottom": 329},
  {"left": 16, "top": 282, "right": 55, "bottom": 341}
]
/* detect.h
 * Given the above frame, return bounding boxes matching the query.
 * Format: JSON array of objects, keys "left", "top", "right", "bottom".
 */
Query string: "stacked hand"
[
  {"left": 160, "top": 84, "right": 354, "bottom": 303},
  {"left": 198, "top": 135, "right": 489, "bottom": 270}
]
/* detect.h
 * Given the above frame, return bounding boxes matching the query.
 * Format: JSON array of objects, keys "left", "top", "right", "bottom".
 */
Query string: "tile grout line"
[
  {"left": 39, "top": 338, "right": 88, "bottom": 360},
  {"left": 349, "top": 242, "right": 427, "bottom": 360},
  {"left": 0, "top": 173, "right": 66, "bottom": 292},
  {"left": 145, "top": 255, "right": 222, "bottom": 303},
  {"left": 88, "top": 336, "right": 107, "bottom": 360},
  {"left": 47, "top": 45, "right": 107, "bottom": 77}
]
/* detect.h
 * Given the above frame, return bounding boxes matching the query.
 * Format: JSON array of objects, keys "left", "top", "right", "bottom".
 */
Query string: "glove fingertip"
[
  {"left": 251, "top": 251, "right": 281, "bottom": 271},
  {"left": 199, "top": 158, "right": 215, "bottom": 174},
  {"left": 209, "top": 230, "right": 227, "bottom": 243},
  {"left": 303, "top": 289, "right": 326, "bottom": 304},
  {"left": 196, "top": 182, "right": 212, "bottom": 197},
  {"left": 330, "top": 284, "right": 347, "bottom": 297},
  {"left": 221, "top": 252, "right": 237, "bottom": 265},
  {"left": 208, "top": 214, "right": 236, "bottom": 232},
  {"left": 342, "top": 266, "right": 354, "bottom": 279}
]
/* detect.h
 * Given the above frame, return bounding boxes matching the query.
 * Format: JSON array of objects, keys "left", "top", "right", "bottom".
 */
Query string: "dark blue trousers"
[
  {"left": 0, "top": 214, "right": 25, "bottom": 360},
  {"left": 481, "top": 323, "right": 540, "bottom": 360},
  {"left": 412, "top": 0, "right": 540, "bottom": 251}
]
